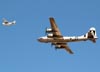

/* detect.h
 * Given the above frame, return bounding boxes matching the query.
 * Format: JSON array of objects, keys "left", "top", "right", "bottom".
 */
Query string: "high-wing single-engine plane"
[
  {"left": 38, "top": 17, "right": 98, "bottom": 54},
  {"left": 2, "top": 18, "right": 16, "bottom": 26}
]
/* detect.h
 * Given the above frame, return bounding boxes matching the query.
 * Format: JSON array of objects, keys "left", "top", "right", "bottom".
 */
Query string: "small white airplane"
[
  {"left": 38, "top": 17, "right": 98, "bottom": 54},
  {"left": 2, "top": 18, "right": 16, "bottom": 26}
]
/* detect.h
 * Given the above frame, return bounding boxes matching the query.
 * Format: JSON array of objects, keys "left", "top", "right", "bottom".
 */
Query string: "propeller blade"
[{"left": 45, "top": 27, "right": 48, "bottom": 35}]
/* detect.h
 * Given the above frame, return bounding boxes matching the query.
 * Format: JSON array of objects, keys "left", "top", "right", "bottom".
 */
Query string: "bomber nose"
[
  {"left": 37, "top": 38, "right": 43, "bottom": 42},
  {"left": 37, "top": 38, "right": 40, "bottom": 42}
]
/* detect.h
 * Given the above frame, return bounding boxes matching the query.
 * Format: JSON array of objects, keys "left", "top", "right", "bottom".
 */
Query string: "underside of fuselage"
[{"left": 38, "top": 36, "right": 89, "bottom": 43}]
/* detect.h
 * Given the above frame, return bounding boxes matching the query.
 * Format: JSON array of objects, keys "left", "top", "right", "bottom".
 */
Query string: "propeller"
[
  {"left": 55, "top": 47, "right": 58, "bottom": 51},
  {"left": 51, "top": 43, "right": 58, "bottom": 51},
  {"left": 51, "top": 43, "right": 54, "bottom": 47},
  {"left": 45, "top": 27, "right": 48, "bottom": 35},
  {"left": 45, "top": 27, "right": 53, "bottom": 35}
]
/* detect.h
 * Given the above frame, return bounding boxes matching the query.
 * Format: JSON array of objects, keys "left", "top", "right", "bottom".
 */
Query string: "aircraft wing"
[
  {"left": 49, "top": 17, "right": 63, "bottom": 37},
  {"left": 54, "top": 43, "right": 73, "bottom": 54},
  {"left": 2, "top": 18, "right": 8, "bottom": 23},
  {"left": 64, "top": 45, "right": 73, "bottom": 54},
  {"left": 49, "top": 18, "right": 73, "bottom": 54}
]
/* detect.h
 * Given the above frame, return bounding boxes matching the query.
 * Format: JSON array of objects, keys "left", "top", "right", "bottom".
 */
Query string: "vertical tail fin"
[
  {"left": 12, "top": 20, "right": 16, "bottom": 24},
  {"left": 87, "top": 27, "right": 98, "bottom": 43}
]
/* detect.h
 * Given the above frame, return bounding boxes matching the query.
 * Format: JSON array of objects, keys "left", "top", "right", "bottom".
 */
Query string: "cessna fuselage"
[{"left": 2, "top": 18, "right": 16, "bottom": 26}]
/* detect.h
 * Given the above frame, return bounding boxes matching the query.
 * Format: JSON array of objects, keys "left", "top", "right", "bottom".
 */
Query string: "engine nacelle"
[
  {"left": 55, "top": 45, "right": 61, "bottom": 48},
  {"left": 46, "top": 28, "right": 52, "bottom": 33},
  {"left": 51, "top": 42, "right": 57, "bottom": 45},
  {"left": 47, "top": 33, "right": 53, "bottom": 37},
  {"left": 55, "top": 44, "right": 66, "bottom": 49}
]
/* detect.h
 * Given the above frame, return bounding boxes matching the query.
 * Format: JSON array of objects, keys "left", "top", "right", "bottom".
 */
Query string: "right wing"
[
  {"left": 64, "top": 45, "right": 74, "bottom": 54},
  {"left": 54, "top": 42, "right": 74, "bottom": 54}
]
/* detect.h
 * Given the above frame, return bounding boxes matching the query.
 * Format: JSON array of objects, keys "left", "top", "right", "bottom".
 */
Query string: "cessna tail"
[{"left": 12, "top": 20, "right": 16, "bottom": 24}]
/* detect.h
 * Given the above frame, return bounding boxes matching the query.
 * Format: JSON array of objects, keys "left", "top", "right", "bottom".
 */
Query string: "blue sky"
[{"left": 0, "top": 0, "right": 100, "bottom": 72}]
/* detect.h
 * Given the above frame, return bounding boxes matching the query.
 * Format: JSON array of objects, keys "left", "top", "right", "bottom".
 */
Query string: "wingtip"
[
  {"left": 49, "top": 17, "right": 54, "bottom": 19},
  {"left": 68, "top": 51, "right": 74, "bottom": 54}
]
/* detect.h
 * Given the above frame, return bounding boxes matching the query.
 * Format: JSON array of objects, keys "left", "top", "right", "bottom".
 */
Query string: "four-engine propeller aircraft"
[
  {"left": 2, "top": 18, "right": 16, "bottom": 26},
  {"left": 38, "top": 17, "right": 98, "bottom": 54}
]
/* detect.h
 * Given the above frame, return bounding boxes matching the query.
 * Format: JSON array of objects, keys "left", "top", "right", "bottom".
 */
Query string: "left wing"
[
  {"left": 49, "top": 17, "right": 73, "bottom": 54},
  {"left": 2, "top": 18, "right": 8, "bottom": 23},
  {"left": 49, "top": 17, "right": 63, "bottom": 38},
  {"left": 54, "top": 43, "right": 74, "bottom": 54}
]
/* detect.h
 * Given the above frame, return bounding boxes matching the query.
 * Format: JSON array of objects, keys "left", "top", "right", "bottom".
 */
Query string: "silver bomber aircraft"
[
  {"left": 38, "top": 17, "right": 98, "bottom": 54},
  {"left": 2, "top": 18, "right": 16, "bottom": 26}
]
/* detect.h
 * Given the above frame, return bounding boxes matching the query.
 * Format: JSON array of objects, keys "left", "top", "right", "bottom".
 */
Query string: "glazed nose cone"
[
  {"left": 37, "top": 38, "right": 40, "bottom": 42},
  {"left": 37, "top": 38, "right": 43, "bottom": 42}
]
